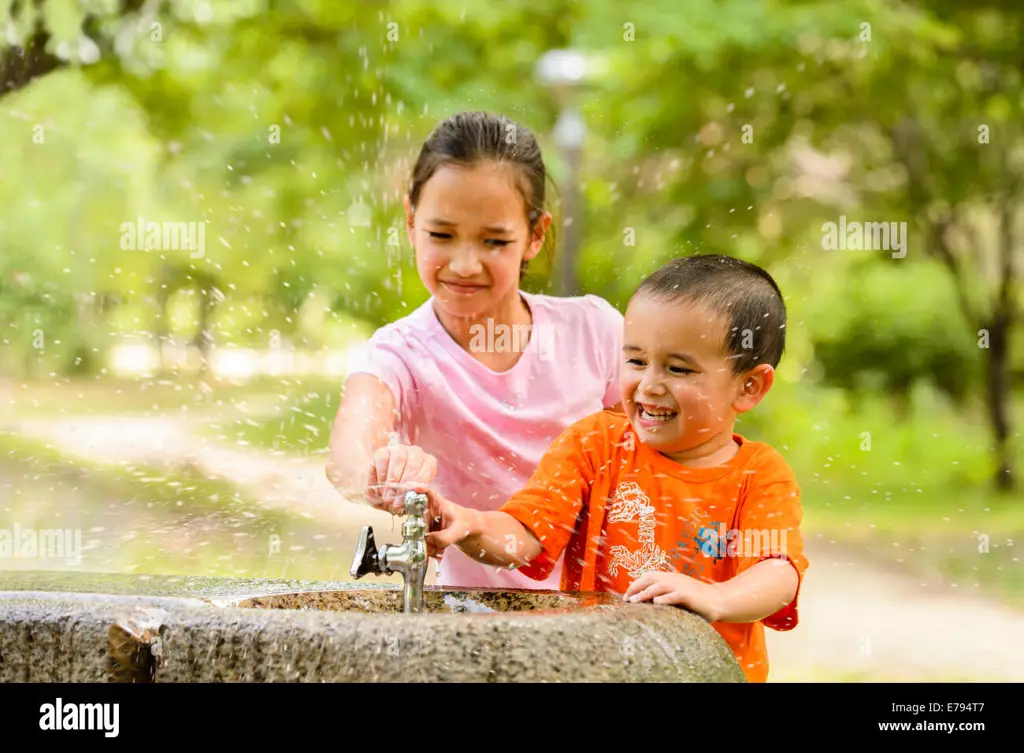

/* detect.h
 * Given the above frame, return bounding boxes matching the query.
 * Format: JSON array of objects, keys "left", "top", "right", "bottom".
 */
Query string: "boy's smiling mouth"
[{"left": 636, "top": 403, "right": 678, "bottom": 427}]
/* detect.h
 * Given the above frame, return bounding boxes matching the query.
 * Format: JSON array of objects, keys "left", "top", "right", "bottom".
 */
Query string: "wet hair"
[
  {"left": 633, "top": 254, "right": 786, "bottom": 373},
  {"left": 407, "top": 111, "right": 555, "bottom": 280}
]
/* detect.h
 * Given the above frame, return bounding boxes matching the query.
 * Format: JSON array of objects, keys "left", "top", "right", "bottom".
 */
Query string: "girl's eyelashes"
[{"left": 424, "top": 231, "right": 512, "bottom": 247}]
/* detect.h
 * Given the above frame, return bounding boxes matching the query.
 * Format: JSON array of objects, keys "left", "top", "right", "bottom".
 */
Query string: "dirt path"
[
  {"left": 8, "top": 414, "right": 395, "bottom": 527},
  {"left": 765, "top": 537, "right": 1024, "bottom": 681},
  {"left": 9, "top": 414, "right": 1024, "bottom": 681}
]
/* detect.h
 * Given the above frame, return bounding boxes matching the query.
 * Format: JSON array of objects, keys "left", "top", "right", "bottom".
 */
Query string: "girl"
[{"left": 326, "top": 111, "right": 623, "bottom": 589}]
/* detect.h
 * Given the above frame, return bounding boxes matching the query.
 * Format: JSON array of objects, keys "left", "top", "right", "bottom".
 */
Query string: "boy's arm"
[
  {"left": 626, "top": 460, "right": 805, "bottom": 624},
  {"left": 709, "top": 558, "right": 799, "bottom": 623},
  {"left": 625, "top": 554, "right": 799, "bottom": 623},
  {"left": 425, "top": 419, "right": 595, "bottom": 579},
  {"left": 497, "top": 421, "right": 595, "bottom": 581},
  {"left": 730, "top": 455, "right": 808, "bottom": 630},
  {"left": 446, "top": 510, "right": 544, "bottom": 569}
]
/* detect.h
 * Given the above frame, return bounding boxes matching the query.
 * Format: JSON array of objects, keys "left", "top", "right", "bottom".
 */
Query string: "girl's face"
[{"left": 406, "top": 162, "right": 550, "bottom": 320}]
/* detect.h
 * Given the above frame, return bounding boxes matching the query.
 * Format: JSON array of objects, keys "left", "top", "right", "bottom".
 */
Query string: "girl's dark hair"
[
  {"left": 408, "top": 111, "right": 555, "bottom": 280},
  {"left": 634, "top": 254, "right": 787, "bottom": 374}
]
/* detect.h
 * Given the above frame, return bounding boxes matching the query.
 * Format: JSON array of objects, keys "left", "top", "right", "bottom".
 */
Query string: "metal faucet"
[{"left": 350, "top": 491, "right": 429, "bottom": 613}]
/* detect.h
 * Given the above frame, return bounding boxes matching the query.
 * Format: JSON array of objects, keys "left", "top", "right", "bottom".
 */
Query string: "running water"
[{"left": 443, "top": 593, "right": 497, "bottom": 613}]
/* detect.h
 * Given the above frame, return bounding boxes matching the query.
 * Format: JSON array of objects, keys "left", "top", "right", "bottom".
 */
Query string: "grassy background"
[{"left": 0, "top": 419, "right": 359, "bottom": 581}]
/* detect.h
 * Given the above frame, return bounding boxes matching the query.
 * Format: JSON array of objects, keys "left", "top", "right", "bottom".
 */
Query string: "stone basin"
[
  {"left": 0, "top": 571, "right": 746, "bottom": 682},
  {"left": 217, "top": 587, "right": 609, "bottom": 613}
]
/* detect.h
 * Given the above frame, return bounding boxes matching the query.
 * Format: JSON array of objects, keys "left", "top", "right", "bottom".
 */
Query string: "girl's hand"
[
  {"left": 366, "top": 444, "right": 438, "bottom": 514},
  {"left": 622, "top": 571, "right": 725, "bottom": 623}
]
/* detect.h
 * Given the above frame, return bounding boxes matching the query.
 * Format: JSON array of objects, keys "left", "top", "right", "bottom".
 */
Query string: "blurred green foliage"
[{"left": 0, "top": 0, "right": 1021, "bottom": 490}]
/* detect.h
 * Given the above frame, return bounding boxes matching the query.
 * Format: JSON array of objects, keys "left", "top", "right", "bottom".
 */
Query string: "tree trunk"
[
  {"left": 558, "top": 141, "right": 582, "bottom": 297},
  {"left": 890, "top": 388, "right": 912, "bottom": 422},
  {"left": 982, "top": 314, "right": 1014, "bottom": 491},
  {"left": 194, "top": 287, "right": 217, "bottom": 377},
  {"left": 1, "top": 0, "right": 151, "bottom": 101},
  {"left": 155, "top": 289, "right": 170, "bottom": 375},
  {"left": 0, "top": 27, "right": 61, "bottom": 98}
]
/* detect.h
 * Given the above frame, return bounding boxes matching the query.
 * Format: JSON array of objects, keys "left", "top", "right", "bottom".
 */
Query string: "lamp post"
[{"left": 535, "top": 49, "right": 588, "bottom": 297}]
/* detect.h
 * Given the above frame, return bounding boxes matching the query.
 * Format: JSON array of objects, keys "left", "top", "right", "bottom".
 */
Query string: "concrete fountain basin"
[{"left": 0, "top": 571, "right": 746, "bottom": 682}]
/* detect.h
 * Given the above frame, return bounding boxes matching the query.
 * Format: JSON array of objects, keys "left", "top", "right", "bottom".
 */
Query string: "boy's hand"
[
  {"left": 367, "top": 444, "right": 438, "bottom": 514},
  {"left": 623, "top": 571, "right": 724, "bottom": 623},
  {"left": 418, "top": 486, "right": 480, "bottom": 559}
]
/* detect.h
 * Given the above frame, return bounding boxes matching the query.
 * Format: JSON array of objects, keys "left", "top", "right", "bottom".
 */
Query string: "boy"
[{"left": 422, "top": 254, "right": 807, "bottom": 682}]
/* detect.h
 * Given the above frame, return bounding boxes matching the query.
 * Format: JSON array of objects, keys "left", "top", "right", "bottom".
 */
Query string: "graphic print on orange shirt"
[{"left": 606, "top": 482, "right": 671, "bottom": 578}]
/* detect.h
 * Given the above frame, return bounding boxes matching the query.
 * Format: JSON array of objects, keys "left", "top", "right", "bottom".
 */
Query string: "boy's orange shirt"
[{"left": 499, "top": 409, "right": 808, "bottom": 682}]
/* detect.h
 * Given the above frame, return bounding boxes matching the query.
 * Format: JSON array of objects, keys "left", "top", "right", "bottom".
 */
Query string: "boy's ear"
[{"left": 734, "top": 364, "right": 774, "bottom": 413}]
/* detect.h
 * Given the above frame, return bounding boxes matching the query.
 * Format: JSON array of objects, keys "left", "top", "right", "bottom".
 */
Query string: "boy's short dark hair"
[{"left": 633, "top": 254, "right": 786, "bottom": 373}]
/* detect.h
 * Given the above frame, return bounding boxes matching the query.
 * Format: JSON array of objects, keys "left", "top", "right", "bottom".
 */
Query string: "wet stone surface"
[{"left": 0, "top": 570, "right": 746, "bottom": 682}]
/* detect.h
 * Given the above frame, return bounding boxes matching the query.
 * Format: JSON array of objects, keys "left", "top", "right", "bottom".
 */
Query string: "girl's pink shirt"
[{"left": 345, "top": 290, "right": 624, "bottom": 588}]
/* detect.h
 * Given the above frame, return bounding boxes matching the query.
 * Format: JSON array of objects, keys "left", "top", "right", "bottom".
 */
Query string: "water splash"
[{"left": 443, "top": 593, "right": 496, "bottom": 614}]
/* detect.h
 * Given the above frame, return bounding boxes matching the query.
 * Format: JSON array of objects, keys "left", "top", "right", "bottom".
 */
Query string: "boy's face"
[{"left": 620, "top": 293, "right": 770, "bottom": 460}]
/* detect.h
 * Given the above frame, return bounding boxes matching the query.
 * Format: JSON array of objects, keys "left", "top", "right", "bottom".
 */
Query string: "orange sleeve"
[
  {"left": 498, "top": 422, "right": 594, "bottom": 582},
  {"left": 732, "top": 457, "right": 808, "bottom": 631}
]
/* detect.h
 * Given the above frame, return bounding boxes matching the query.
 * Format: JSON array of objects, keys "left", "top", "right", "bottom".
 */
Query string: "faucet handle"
[
  {"left": 350, "top": 525, "right": 381, "bottom": 579},
  {"left": 403, "top": 491, "right": 428, "bottom": 518}
]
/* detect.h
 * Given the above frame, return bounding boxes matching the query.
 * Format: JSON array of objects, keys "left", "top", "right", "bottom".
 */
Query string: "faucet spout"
[{"left": 350, "top": 491, "right": 430, "bottom": 613}]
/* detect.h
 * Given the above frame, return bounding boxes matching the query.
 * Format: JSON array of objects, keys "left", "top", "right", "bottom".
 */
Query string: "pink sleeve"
[
  {"left": 584, "top": 295, "right": 624, "bottom": 408},
  {"left": 345, "top": 327, "right": 416, "bottom": 432}
]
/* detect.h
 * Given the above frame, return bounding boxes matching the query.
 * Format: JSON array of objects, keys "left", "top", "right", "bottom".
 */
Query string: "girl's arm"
[{"left": 325, "top": 374, "right": 398, "bottom": 504}]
